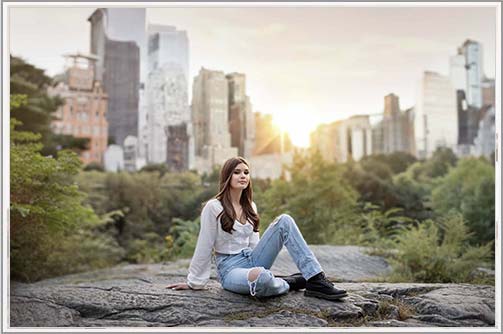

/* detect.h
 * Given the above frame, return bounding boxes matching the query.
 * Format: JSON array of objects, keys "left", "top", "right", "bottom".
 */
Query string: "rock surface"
[
  {"left": 9, "top": 246, "right": 495, "bottom": 328},
  {"left": 32, "top": 246, "right": 392, "bottom": 285}
]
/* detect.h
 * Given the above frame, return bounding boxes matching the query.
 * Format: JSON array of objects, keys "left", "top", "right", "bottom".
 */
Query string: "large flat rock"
[
  {"left": 8, "top": 246, "right": 495, "bottom": 328},
  {"left": 35, "top": 245, "right": 391, "bottom": 285},
  {"left": 10, "top": 279, "right": 495, "bottom": 328}
]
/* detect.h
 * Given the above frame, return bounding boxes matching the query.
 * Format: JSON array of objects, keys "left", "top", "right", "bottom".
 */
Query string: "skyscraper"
[
  {"left": 341, "top": 115, "right": 372, "bottom": 162},
  {"left": 449, "top": 39, "right": 492, "bottom": 157},
  {"left": 310, "top": 121, "right": 343, "bottom": 162},
  {"left": 461, "top": 40, "right": 484, "bottom": 108},
  {"left": 191, "top": 67, "right": 238, "bottom": 173},
  {"left": 88, "top": 8, "right": 146, "bottom": 147},
  {"left": 310, "top": 115, "right": 372, "bottom": 163},
  {"left": 414, "top": 71, "right": 457, "bottom": 159},
  {"left": 226, "top": 73, "right": 255, "bottom": 158},
  {"left": 373, "top": 94, "right": 415, "bottom": 155},
  {"left": 144, "top": 24, "right": 193, "bottom": 169}
]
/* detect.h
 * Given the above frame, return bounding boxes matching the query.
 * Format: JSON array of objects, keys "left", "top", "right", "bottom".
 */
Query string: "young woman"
[{"left": 167, "top": 157, "right": 347, "bottom": 300}]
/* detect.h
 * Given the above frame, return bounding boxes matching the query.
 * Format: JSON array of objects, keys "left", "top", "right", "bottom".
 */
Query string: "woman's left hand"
[{"left": 166, "top": 282, "right": 191, "bottom": 290}]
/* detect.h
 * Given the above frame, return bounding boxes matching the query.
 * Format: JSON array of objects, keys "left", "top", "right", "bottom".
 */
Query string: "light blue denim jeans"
[{"left": 215, "top": 214, "right": 323, "bottom": 298}]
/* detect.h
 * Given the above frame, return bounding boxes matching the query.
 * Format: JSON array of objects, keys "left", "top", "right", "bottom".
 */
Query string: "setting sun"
[{"left": 271, "top": 108, "right": 321, "bottom": 148}]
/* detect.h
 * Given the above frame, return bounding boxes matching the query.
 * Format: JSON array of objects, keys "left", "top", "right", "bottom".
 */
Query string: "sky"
[{"left": 8, "top": 4, "right": 498, "bottom": 147}]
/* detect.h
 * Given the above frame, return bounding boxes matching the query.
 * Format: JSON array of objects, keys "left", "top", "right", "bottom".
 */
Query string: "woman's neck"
[{"left": 229, "top": 188, "right": 243, "bottom": 206}]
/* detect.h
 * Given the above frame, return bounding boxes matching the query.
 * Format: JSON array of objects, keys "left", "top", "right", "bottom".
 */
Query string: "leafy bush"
[
  {"left": 431, "top": 158, "right": 495, "bottom": 245},
  {"left": 165, "top": 218, "right": 201, "bottom": 259},
  {"left": 126, "top": 232, "right": 170, "bottom": 264},
  {"left": 387, "top": 213, "right": 493, "bottom": 283},
  {"left": 357, "top": 203, "right": 414, "bottom": 249}
]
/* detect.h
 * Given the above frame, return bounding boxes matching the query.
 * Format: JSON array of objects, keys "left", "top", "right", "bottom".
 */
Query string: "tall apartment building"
[
  {"left": 414, "top": 71, "right": 457, "bottom": 159},
  {"left": 372, "top": 94, "right": 415, "bottom": 155},
  {"left": 310, "top": 121, "right": 343, "bottom": 162},
  {"left": 340, "top": 115, "right": 372, "bottom": 162},
  {"left": 144, "top": 24, "right": 193, "bottom": 170},
  {"left": 226, "top": 73, "right": 255, "bottom": 158},
  {"left": 191, "top": 67, "right": 238, "bottom": 173},
  {"left": 49, "top": 53, "right": 108, "bottom": 165},
  {"left": 88, "top": 8, "right": 146, "bottom": 147},
  {"left": 311, "top": 115, "right": 371, "bottom": 163}
]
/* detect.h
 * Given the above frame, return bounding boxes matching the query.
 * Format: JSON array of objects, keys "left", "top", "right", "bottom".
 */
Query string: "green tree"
[
  {"left": 419, "top": 147, "right": 458, "bottom": 179},
  {"left": 344, "top": 160, "right": 399, "bottom": 210},
  {"left": 431, "top": 158, "right": 495, "bottom": 245},
  {"left": 75, "top": 168, "right": 214, "bottom": 263},
  {"left": 10, "top": 104, "right": 122, "bottom": 281},
  {"left": 360, "top": 152, "right": 417, "bottom": 175},
  {"left": 259, "top": 150, "right": 359, "bottom": 244},
  {"left": 139, "top": 163, "right": 169, "bottom": 177},
  {"left": 10, "top": 55, "right": 88, "bottom": 156}
]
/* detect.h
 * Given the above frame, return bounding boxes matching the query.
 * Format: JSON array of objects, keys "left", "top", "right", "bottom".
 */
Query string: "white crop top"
[{"left": 186, "top": 198, "right": 260, "bottom": 289}]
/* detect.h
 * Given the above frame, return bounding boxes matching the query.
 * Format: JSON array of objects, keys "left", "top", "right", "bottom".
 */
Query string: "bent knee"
[
  {"left": 247, "top": 267, "right": 265, "bottom": 282},
  {"left": 278, "top": 213, "right": 295, "bottom": 226}
]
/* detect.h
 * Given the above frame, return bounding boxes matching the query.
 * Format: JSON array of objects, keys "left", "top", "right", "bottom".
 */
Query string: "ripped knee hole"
[{"left": 247, "top": 267, "right": 265, "bottom": 282}]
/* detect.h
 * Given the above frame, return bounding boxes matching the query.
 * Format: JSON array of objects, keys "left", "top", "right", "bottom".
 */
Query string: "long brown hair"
[{"left": 214, "top": 157, "right": 260, "bottom": 233}]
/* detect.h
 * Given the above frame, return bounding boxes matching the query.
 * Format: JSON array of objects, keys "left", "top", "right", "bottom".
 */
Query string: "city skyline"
[{"left": 9, "top": 4, "right": 497, "bottom": 147}]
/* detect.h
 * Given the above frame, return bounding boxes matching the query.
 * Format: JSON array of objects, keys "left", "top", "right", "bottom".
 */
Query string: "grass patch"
[{"left": 330, "top": 297, "right": 416, "bottom": 327}]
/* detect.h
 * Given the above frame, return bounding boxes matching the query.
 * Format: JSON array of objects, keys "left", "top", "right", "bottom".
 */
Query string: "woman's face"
[{"left": 230, "top": 162, "right": 250, "bottom": 190}]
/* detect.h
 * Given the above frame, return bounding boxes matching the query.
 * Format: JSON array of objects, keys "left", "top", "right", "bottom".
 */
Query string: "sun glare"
[{"left": 272, "top": 111, "right": 320, "bottom": 148}]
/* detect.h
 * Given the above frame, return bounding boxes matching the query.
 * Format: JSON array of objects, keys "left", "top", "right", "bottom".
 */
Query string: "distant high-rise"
[
  {"left": 191, "top": 67, "right": 238, "bottom": 172},
  {"left": 88, "top": 8, "right": 146, "bottom": 147},
  {"left": 48, "top": 53, "right": 108, "bottom": 165},
  {"left": 449, "top": 53, "right": 467, "bottom": 92},
  {"left": 226, "top": 73, "right": 255, "bottom": 158},
  {"left": 341, "top": 115, "right": 372, "bottom": 162},
  {"left": 414, "top": 71, "right": 457, "bottom": 159},
  {"left": 144, "top": 24, "right": 193, "bottom": 169},
  {"left": 473, "top": 105, "right": 495, "bottom": 160},
  {"left": 461, "top": 40, "right": 484, "bottom": 108},
  {"left": 310, "top": 121, "right": 342, "bottom": 162},
  {"left": 311, "top": 115, "right": 371, "bottom": 163},
  {"left": 456, "top": 90, "right": 480, "bottom": 147},
  {"left": 167, "top": 123, "right": 191, "bottom": 172},
  {"left": 373, "top": 94, "right": 415, "bottom": 155}
]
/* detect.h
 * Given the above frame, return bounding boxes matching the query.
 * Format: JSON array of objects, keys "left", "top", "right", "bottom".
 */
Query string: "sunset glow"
[{"left": 272, "top": 108, "right": 321, "bottom": 148}]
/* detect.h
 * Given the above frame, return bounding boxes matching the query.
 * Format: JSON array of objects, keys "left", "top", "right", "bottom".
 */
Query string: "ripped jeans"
[{"left": 215, "top": 214, "right": 323, "bottom": 298}]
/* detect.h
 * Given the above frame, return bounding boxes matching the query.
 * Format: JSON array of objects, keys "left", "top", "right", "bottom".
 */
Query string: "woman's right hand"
[{"left": 166, "top": 282, "right": 191, "bottom": 290}]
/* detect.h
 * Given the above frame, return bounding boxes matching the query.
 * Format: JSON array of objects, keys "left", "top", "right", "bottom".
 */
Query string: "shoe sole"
[{"left": 304, "top": 290, "right": 348, "bottom": 300}]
